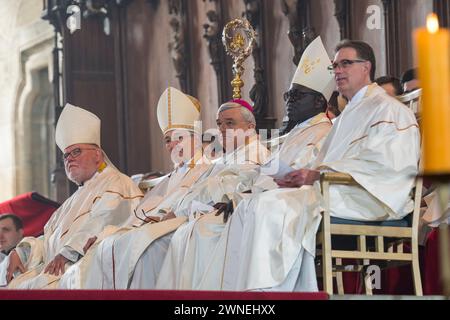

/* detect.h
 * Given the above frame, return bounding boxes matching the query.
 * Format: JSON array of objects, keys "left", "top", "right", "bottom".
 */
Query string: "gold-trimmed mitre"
[
  {"left": 291, "top": 36, "right": 335, "bottom": 101},
  {"left": 157, "top": 87, "right": 201, "bottom": 135},
  {"left": 55, "top": 103, "right": 101, "bottom": 151}
]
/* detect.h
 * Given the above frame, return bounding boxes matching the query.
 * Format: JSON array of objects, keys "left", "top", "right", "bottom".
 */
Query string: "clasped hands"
[{"left": 274, "top": 169, "right": 320, "bottom": 188}]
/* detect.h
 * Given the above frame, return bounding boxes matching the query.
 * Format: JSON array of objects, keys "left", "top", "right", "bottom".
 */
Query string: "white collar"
[
  {"left": 294, "top": 117, "right": 315, "bottom": 130},
  {"left": 347, "top": 85, "right": 369, "bottom": 107},
  {"left": 176, "top": 162, "right": 189, "bottom": 174},
  {"left": 78, "top": 164, "right": 111, "bottom": 188}
]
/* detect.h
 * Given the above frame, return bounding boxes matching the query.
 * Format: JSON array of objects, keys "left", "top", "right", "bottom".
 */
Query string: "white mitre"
[
  {"left": 55, "top": 103, "right": 101, "bottom": 152},
  {"left": 157, "top": 87, "right": 201, "bottom": 135},
  {"left": 291, "top": 36, "right": 335, "bottom": 101}
]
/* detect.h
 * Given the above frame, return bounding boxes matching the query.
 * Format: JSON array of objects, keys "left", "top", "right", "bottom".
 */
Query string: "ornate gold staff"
[{"left": 222, "top": 18, "right": 257, "bottom": 99}]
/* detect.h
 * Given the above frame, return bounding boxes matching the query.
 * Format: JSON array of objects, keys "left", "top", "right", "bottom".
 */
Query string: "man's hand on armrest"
[
  {"left": 275, "top": 169, "right": 320, "bottom": 188},
  {"left": 44, "top": 254, "right": 69, "bottom": 276},
  {"left": 83, "top": 236, "right": 98, "bottom": 254},
  {"left": 6, "top": 250, "right": 26, "bottom": 284}
]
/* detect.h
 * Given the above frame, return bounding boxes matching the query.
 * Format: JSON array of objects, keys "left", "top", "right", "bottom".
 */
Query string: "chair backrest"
[
  {"left": 131, "top": 171, "right": 166, "bottom": 193},
  {"left": 0, "top": 192, "right": 60, "bottom": 237},
  {"left": 138, "top": 174, "right": 168, "bottom": 193},
  {"left": 397, "top": 88, "right": 422, "bottom": 119}
]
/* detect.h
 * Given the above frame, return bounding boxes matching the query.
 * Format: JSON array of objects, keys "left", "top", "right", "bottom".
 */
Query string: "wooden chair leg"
[
  {"left": 335, "top": 258, "right": 344, "bottom": 295},
  {"left": 412, "top": 245, "right": 423, "bottom": 296},
  {"left": 411, "top": 259, "right": 423, "bottom": 296},
  {"left": 322, "top": 244, "right": 333, "bottom": 295}
]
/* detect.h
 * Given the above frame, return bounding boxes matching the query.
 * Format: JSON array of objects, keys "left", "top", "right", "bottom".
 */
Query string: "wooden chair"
[
  {"left": 316, "top": 172, "right": 423, "bottom": 296},
  {"left": 397, "top": 88, "right": 422, "bottom": 120},
  {"left": 138, "top": 174, "right": 167, "bottom": 193}
]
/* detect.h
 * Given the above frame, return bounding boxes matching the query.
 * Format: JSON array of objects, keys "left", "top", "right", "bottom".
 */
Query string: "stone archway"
[{"left": 14, "top": 40, "right": 57, "bottom": 200}]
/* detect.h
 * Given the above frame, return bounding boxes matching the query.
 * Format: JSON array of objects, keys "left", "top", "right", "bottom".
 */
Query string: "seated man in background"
[
  {"left": 0, "top": 214, "right": 24, "bottom": 286},
  {"left": 6, "top": 104, "right": 143, "bottom": 289},
  {"left": 401, "top": 68, "right": 420, "bottom": 93},
  {"left": 375, "top": 75, "right": 403, "bottom": 96},
  {"left": 0, "top": 214, "right": 23, "bottom": 259}
]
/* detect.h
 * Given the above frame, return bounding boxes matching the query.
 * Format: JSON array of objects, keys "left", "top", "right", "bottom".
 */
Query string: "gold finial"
[{"left": 222, "top": 19, "right": 257, "bottom": 99}]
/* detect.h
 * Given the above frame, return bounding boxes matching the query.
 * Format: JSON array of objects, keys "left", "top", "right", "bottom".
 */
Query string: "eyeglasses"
[
  {"left": 328, "top": 59, "right": 367, "bottom": 71},
  {"left": 283, "top": 90, "right": 318, "bottom": 102},
  {"left": 216, "top": 120, "right": 249, "bottom": 128},
  {"left": 63, "top": 147, "right": 97, "bottom": 161}
]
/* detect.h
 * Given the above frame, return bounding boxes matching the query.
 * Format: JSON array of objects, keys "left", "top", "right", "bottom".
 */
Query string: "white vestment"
[
  {"left": 7, "top": 166, "right": 143, "bottom": 289},
  {"left": 219, "top": 84, "right": 420, "bottom": 291},
  {"left": 156, "top": 115, "right": 331, "bottom": 290},
  {"left": 0, "top": 253, "right": 7, "bottom": 287},
  {"left": 132, "top": 137, "right": 271, "bottom": 289},
  {"left": 60, "top": 158, "right": 212, "bottom": 289},
  {"left": 422, "top": 191, "right": 450, "bottom": 227}
]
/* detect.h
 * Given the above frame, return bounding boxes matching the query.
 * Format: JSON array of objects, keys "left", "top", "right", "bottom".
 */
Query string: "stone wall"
[{"left": 0, "top": 0, "right": 53, "bottom": 202}]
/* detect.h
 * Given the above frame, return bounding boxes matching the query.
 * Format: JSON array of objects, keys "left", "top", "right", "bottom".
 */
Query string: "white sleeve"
[
  {"left": 59, "top": 246, "right": 80, "bottom": 263},
  {"left": 15, "top": 236, "right": 44, "bottom": 269}
]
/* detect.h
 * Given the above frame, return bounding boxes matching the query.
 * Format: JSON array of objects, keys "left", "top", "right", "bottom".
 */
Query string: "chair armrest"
[{"left": 320, "top": 172, "right": 359, "bottom": 186}]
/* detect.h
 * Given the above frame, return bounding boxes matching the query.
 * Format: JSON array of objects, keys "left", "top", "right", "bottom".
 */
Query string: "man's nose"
[
  {"left": 334, "top": 66, "right": 343, "bottom": 74},
  {"left": 219, "top": 123, "right": 228, "bottom": 131}
]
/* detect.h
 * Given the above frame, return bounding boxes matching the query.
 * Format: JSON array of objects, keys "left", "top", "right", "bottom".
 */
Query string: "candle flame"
[{"left": 427, "top": 13, "right": 439, "bottom": 33}]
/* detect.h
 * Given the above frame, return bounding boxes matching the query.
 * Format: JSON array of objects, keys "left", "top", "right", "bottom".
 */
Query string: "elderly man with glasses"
[{"left": 6, "top": 104, "right": 143, "bottom": 289}]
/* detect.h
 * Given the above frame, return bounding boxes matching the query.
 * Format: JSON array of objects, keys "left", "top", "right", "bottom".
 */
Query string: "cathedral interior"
[{"left": 0, "top": 0, "right": 447, "bottom": 203}]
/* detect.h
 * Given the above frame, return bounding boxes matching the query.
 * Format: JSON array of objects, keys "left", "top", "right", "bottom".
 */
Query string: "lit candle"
[{"left": 415, "top": 13, "right": 450, "bottom": 174}]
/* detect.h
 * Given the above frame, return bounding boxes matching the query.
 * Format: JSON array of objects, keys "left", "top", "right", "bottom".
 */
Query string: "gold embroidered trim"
[
  {"left": 370, "top": 121, "right": 419, "bottom": 131},
  {"left": 349, "top": 121, "right": 419, "bottom": 146},
  {"left": 60, "top": 191, "right": 143, "bottom": 239},
  {"left": 168, "top": 87, "right": 172, "bottom": 128},
  {"left": 93, "top": 191, "right": 144, "bottom": 204},
  {"left": 163, "top": 124, "right": 195, "bottom": 134},
  {"left": 45, "top": 278, "right": 60, "bottom": 287},
  {"left": 297, "top": 119, "right": 332, "bottom": 136},
  {"left": 59, "top": 210, "right": 91, "bottom": 239},
  {"left": 349, "top": 135, "right": 369, "bottom": 146}
]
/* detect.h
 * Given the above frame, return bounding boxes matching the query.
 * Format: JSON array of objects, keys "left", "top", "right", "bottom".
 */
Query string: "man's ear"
[
  {"left": 96, "top": 148, "right": 103, "bottom": 162},
  {"left": 364, "top": 61, "right": 371, "bottom": 76},
  {"left": 314, "top": 95, "right": 326, "bottom": 109},
  {"left": 18, "top": 228, "right": 24, "bottom": 238}
]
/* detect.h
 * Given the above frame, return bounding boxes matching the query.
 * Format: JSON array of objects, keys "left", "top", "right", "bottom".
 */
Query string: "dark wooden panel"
[
  {"left": 68, "top": 20, "right": 116, "bottom": 73},
  {"left": 435, "top": 0, "right": 450, "bottom": 27},
  {"left": 71, "top": 80, "right": 121, "bottom": 168},
  {"left": 121, "top": 0, "right": 153, "bottom": 175},
  {"left": 382, "top": 0, "right": 401, "bottom": 77},
  {"left": 63, "top": 7, "right": 126, "bottom": 173}
]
